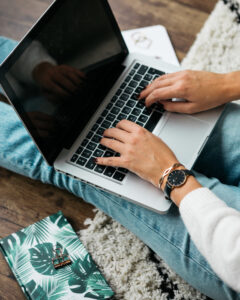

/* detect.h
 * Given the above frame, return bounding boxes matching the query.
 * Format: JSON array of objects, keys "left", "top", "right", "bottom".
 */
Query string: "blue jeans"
[{"left": 1, "top": 37, "right": 240, "bottom": 300}]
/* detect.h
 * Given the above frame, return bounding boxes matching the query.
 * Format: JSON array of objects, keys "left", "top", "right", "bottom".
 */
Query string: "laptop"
[{"left": 0, "top": 0, "right": 224, "bottom": 213}]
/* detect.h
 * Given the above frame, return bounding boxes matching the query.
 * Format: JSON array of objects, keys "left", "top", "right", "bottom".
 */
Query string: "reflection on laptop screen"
[{"left": 2, "top": 0, "right": 127, "bottom": 164}]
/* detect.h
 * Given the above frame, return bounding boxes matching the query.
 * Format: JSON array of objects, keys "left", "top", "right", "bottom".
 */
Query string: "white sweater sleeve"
[{"left": 179, "top": 187, "right": 240, "bottom": 292}]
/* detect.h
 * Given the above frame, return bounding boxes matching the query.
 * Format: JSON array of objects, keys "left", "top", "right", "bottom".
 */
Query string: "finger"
[
  {"left": 53, "top": 73, "right": 78, "bottom": 94},
  {"left": 139, "top": 77, "right": 175, "bottom": 100},
  {"left": 65, "top": 71, "right": 84, "bottom": 88},
  {"left": 160, "top": 100, "right": 194, "bottom": 114},
  {"left": 145, "top": 86, "right": 180, "bottom": 107},
  {"left": 103, "top": 128, "right": 131, "bottom": 143},
  {"left": 100, "top": 137, "right": 125, "bottom": 153},
  {"left": 96, "top": 156, "right": 124, "bottom": 168},
  {"left": 45, "top": 81, "right": 70, "bottom": 98},
  {"left": 116, "top": 119, "right": 140, "bottom": 133}
]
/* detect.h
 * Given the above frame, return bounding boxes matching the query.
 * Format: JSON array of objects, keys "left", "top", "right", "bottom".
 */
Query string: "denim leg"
[{"left": 1, "top": 38, "right": 240, "bottom": 300}]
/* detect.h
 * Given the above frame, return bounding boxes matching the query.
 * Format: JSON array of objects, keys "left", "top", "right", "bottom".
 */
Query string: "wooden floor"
[{"left": 0, "top": 0, "right": 217, "bottom": 299}]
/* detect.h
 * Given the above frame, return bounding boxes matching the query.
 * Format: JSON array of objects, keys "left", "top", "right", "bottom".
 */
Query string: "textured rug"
[{"left": 79, "top": 1, "right": 240, "bottom": 299}]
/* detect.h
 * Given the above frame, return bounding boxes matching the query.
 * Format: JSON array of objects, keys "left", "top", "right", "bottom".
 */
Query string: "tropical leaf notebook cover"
[{"left": 0, "top": 211, "right": 114, "bottom": 300}]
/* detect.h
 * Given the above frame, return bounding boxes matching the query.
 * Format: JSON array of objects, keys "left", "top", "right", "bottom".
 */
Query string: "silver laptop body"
[{"left": 0, "top": 0, "right": 224, "bottom": 214}]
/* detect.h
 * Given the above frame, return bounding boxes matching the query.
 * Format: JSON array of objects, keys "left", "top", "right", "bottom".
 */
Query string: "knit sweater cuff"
[{"left": 179, "top": 187, "right": 226, "bottom": 221}]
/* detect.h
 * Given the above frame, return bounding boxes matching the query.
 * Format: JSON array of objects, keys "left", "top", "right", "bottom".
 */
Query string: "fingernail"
[{"left": 94, "top": 158, "right": 98, "bottom": 163}]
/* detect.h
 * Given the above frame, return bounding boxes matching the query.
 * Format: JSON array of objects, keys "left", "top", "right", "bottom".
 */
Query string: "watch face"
[{"left": 167, "top": 170, "right": 186, "bottom": 187}]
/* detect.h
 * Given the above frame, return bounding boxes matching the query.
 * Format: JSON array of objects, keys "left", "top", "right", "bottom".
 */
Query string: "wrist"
[{"left": 223, "top": 71, "right": 240, "bottom": 102}]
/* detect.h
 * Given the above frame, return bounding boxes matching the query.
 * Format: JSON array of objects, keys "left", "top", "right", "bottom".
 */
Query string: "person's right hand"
[
  {"left": 32, "top": 62, "right": 85, "bottom": 100},
  {"left": 139, "top": 70, "right": 233, "bottom": 114}
]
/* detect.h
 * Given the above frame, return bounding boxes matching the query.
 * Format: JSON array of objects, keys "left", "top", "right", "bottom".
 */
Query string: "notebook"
[{"left": 0, "top": 211, "right": 114, "bottom": 300}]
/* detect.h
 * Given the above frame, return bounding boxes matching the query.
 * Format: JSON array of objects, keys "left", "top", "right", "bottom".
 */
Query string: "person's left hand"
[{"left": 96, "top": 120, "right": 179, "bottom": 187}]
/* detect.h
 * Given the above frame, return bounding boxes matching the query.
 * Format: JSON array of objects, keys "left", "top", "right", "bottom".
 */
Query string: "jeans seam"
[{"left": 99, "top": 189, "right": 220, "bottom": 281}]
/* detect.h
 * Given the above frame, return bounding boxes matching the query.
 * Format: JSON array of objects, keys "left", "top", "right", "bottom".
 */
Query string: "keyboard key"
[
  {"left": 136, "top": 101, "right": 145, "bottom": 109},
  {"left": 116, "top": 100, "right": 125, "bottom": 108},
  {"left": 106, "top": 113, "right": 115, "bottom": 122},
  {"left": 102, "top": 121, "right": 111, "bottom": 129},
  {"left": 70, "top": 154, "right": 78, "bottom": 162},
  {"left": 128, "top": 115, "right": 137, "bottom": 122},
  {"left": 122, "top": 106, "right": 131, "bottom": 114},
  {"left": 76, "top": 146, "right": 83, "bottom": 155},
  {"left": 82, "top": 149, "right": 92, "bottom": 159},
  {"left": 129, "top": 69, "right": 135, "bottom": 76},
  {"left": 116, "top": 89, "right": 122, "bottom": 96},
  {"left": 91, "top": 124, "right": 98, "bottom": 132},
  {"left": 129, "top": 80, "right": 138, "bottom": 88},
  {"left": 104, "top": 167, "right": 116, "bottom": 177},
  {"left": 139, "top": 80, "right": 149, "bottom": 88},
  {"left": 87, "top": 131, "right": 94, "bottom": 139},
  {"left": 98, "top": 144, "right": 107, "bottom": 151},
  {"left": 126, "top": 100, "right": 135, "bottom": 108},
  {"left": 92, "top": 135, "right": 102, "bottom": 143},
  {"left": 117, "top": 113, "right": 127, "bottom": 121},
  {"left": 86, "top": 157, "right": 96, "bottom": 170},
  {"left": 142, "top": 107, "right": 152, "bottom": 116},
  {"left": 95, "top": 165, "right": 105, "bottom": 173},
  {"left": 96, "top": 117, "right": 103, "bottom": 125},
  {"left": 120, "top": 93, "right": 129, "bottom": 101},
  {"left": 81, "top": 139, "right": 89, "bottom": 147},
  {"left": 112, "top": 121, "right": 118, "bottom": 127},
  {"left": 118, "top": 167, "right": 128, "bottom": 174},
  {"left": 144, "top": 111, "right": 162, "bottom": 132},
  {"left": 148, "top": 68, "right": 165, "bottom": 76},
  {"left": 132, "top": 108, "right": 141, "bottom": 116},
  {"left": 125, "top": 76, "right": 131, "bottom": 82},
  {"left": 135, "top": 87, "right": 143, "bottom": 94},
  {"left": 131, "top": 93, "right": 139, "bottom": 100},
  {"left": 133, "top": 63, "right": 140, "bottom": 69},
  {"left": 97, "top": 127, "right": 105, "bottom": 136},
  {"left": 115, "top": 152, "right": 121, "bottom": 157},
  {"left": 144, "top": 74, "right": 153, "bottom": 81},
  {"left": 106, "top": 103, "right": 113, "bottom": 110},
  {"left": 138, "top": 115, "right": 148, "bottom": 123},
  {"left": 87, "top": 142, "right": 97, "bottom": 151},
  {"left": 104, "top": 151, "right": 114, "bottom": 157},
  {"left": 111, "top": 107, "right": 120, "bottom": 115},
  {"left": 124, "top": 87, "right": 133, "bottom": 95},
  {"left": 93, "top": 149, "right": 104, "bottom": 157},
  {"left": 133, "top": 74, "right": 142, "bottom": 81},
  {"left": 137, "top": 65, "right": 148, "bottom": 75},
  {"left": 113, "top": 171, "right": 125, "bottom": 182},
  {"left": 77, "top": 157, "right": 87, "bottom": 166},
  {"left": 155, "top": 104, "right": 165, "bottom": 113},
  {"left": 120, "top": 82, "right": 127, "bottom": 89},
  {"left": 101, "top": 109, "right": 108, "bottom": 117},
  {"left": 136, "top": 121, "right": 144, "bottom": 127},
  {"left": 111, "top": 96, "right": 118, "bottom": 103}
]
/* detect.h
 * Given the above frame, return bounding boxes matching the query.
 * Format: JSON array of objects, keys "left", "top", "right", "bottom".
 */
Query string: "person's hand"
[
  {"left": 139, "top": 70, "right": 231, "bottom": 114},
  {"left": 96, "top": 120, "right": 179, "bottom": 187},
  {"left": 32, "top": 62, "right": 85, "bottom": 100}
]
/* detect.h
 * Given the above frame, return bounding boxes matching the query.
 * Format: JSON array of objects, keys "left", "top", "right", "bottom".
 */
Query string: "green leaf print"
[
  {"left": 25, "top": 280, "right": 47, "bottom": 300},
  {"left": 49, "top": 211, "right": 68, "bottom": 229},
  {"left": 0, "top": 231, "right": 26, "bottom": 256},
  {"left": 29, "top": 242, "right": 68, "bottom": 276},
  {"left": 69, "top": 254, "right": 113, "bottom": 298}
]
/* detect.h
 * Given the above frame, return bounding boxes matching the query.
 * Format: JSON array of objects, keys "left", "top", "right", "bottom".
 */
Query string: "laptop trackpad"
[{"left": 158, "top": 113, "right": 210, "bottom": 167}]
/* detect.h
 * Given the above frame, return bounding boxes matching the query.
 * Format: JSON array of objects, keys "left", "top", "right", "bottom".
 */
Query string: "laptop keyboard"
[{"left": 70, "top": 62, "right": 166, "bottom": 183}]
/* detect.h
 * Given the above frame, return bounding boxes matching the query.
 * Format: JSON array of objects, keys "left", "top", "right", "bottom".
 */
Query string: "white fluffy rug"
[{"left": 79, "top": 1, "right": 240, "bottom": 299}]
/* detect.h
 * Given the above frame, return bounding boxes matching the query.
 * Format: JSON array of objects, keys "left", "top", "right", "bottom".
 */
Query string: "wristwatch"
[{"left": 164, "top": 169, "right": 194, "bottom": 200}]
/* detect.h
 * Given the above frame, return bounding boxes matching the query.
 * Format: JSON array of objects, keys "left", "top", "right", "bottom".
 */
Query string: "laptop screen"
[{"left": 0, "top": 0, "right": 128, "bottom": 165}]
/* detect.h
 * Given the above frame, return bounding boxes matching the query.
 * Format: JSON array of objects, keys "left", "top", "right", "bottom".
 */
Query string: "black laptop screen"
[{"left": 1, "top": 0, "right": 128, "bottom": 165}]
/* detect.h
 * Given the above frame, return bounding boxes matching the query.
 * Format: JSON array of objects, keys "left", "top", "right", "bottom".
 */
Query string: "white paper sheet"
[{"left": 122, "top": 25, "right": 180, "bottom": 67}]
